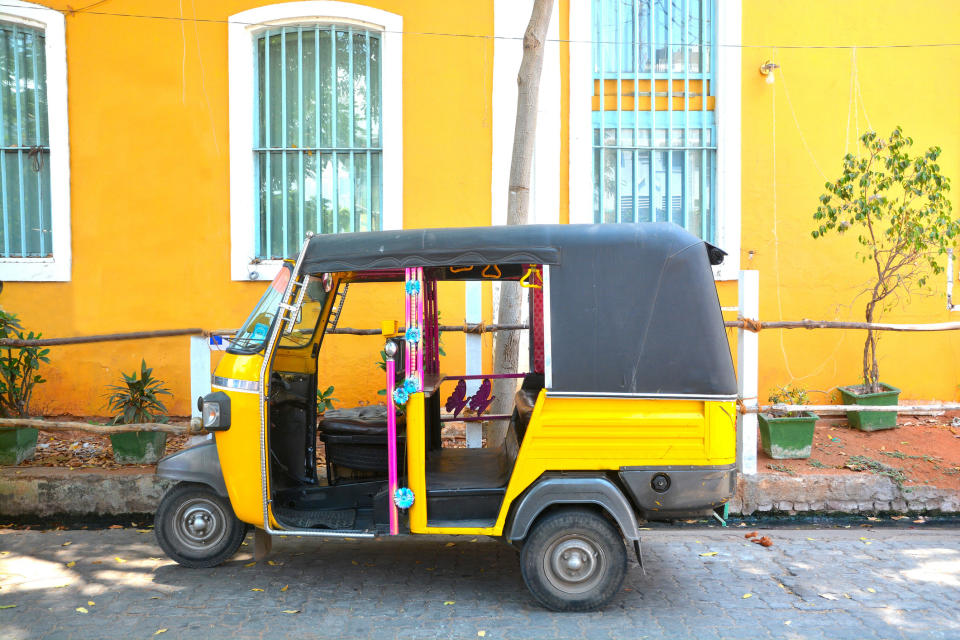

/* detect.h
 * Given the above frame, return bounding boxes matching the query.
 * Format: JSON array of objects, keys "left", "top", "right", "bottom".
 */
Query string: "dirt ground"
[
  {"left": 759, "top": 414, "right": 960, "bottom": 491},
  {"left": 17, "top": 413, "right": 960, "bottom": 493},
  {"left": 19, "top": 419, "right": 194, "bottom": 470},
  {"left": 16, "top": 414, "right": 476, "bottom": 471}
]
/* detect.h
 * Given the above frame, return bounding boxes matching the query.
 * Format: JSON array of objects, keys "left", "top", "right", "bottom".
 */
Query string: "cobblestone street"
[{"left": 1, "top": 526, "right": 958, "bottom": 639}]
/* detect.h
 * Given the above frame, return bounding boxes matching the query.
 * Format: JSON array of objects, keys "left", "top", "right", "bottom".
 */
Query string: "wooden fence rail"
[
  {"left": 747, "top": 403, "right": 960, "bottom": 415},
  {"left": 0, "top": 323, "right": 530, "bottom": 346},
  {"left": 0, "top": 418, "right": 202, "bottom": 435},
  {"left": 725, "top": 319, "right": 960, "bottom": 332}
]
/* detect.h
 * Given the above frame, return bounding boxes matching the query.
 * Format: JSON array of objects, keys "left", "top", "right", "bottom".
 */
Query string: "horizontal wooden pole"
[
  {"left": 0, "top": 418, "right": 201, "bottom": 435},
  {"left": 744, "top": 403, "right": 960, "bottom": 414},
  {"left": 726, "top": 319, "right": 960, "bottom": 333},
  {"left": 0, "top": 322, "right": 530, "bottom": 346},
  {"left": 327, "top": 323, "right": 529, "bottom": 336},
  {"left": 0, "top": 328, "right": 205, "bottom": 347}
]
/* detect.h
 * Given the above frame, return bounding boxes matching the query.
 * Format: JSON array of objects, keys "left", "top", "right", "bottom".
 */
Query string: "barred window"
[
  {"left": 0, "top": 22, "right": 50, "bottom": 258},
  {"left": 592, "top": 0, "right": 716, "bottom": 241},
  {"left": 254, "top": 25, "right": 382, "bottom": 259}
]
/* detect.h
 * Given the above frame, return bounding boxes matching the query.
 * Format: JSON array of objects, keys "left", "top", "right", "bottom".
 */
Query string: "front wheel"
[
  {"left": 520, "top": 508, "right": 627, "bottom": 611},
  {"left": 155, "top": 482, "right": 246, "bottom": 568}
]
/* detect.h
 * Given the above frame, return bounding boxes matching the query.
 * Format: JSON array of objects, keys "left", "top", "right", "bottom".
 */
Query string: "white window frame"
[
  {"left": 0, "top": 1, "right": 69, "bottom": 282},
  {"left": 569, "top": 0, "right": 740, "bottom": 280},
  {"left": 228, "top": 1, "right": 402, "bottom": 282}
]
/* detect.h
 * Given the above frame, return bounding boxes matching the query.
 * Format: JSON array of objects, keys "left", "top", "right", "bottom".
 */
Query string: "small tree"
[{"left": 813, "top": 127, "right": 959, "bottom": 393}]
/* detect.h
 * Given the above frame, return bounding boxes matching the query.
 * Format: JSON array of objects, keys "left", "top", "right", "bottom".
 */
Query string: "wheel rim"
[
  {"left": 169, "top": 497, "right": 228, "bottom": 553},
  {"left": 542, "top": 533, "right": 607, "bottom": 594}
]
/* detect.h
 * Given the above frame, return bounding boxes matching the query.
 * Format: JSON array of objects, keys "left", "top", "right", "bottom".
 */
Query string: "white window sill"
[
  {"left": 0, "top": 257, "right": 70, "bottom": 282},
  {"left": 239, "top": 260, "right": 284, "bottom": 283}
]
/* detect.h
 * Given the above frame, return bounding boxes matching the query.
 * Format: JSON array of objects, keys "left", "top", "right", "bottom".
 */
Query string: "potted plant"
[
  {"left": 813, "top": 127, "right": 959, "bottom": 430},
  {"left": 758, "top": 385, "right": 818, "bottom": 459},
  {"left": 105, "top": 360, "right": 171, "bottom": 463},
  {"left": 0, "top": 309, "right": 50, "bottom": 465},
  {"left": 317, "top": 384, "right": 337, "bottom": 415}
]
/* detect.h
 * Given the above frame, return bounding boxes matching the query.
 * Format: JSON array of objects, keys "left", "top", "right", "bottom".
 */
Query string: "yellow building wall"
[
  {"left": 741, "top": 0, "right": 960, "bottom": 403},
  {"left": 5, "top": 1, "right": 495, "bottom": 415},
  {"left": 10, "top": 1, "right": 960, "bottom": 416}
]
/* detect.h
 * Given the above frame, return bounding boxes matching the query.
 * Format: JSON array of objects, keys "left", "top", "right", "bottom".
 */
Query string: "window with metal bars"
[
  {"left": 592, "top": 0, "right": 716, "bottom": 241},
  {"left": 254, "top": 25, "right": 382, "bottom": 260},
  {"left": 0, "top": 21, "right": 50, "bottom": 259}
]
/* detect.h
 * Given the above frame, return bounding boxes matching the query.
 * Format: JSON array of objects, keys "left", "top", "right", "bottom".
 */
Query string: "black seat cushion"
[{"left": 319, "top": 406, "right": 405, "bottom": 437}]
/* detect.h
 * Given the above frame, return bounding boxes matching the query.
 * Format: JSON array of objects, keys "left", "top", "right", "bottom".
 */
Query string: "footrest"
[{"left": 272, "top": 506, "right": 356, "bottom": 529}]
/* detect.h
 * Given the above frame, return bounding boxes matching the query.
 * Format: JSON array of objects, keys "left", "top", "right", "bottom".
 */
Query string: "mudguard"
[
  {"left": 156, "top": 437, "right": 228, "bottom": 497},
  {"left": 505, "top": 474, "right": 640, "bottom": 542}
]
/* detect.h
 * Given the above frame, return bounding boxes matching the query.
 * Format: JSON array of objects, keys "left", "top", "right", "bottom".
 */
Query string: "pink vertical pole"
[
  {"left": 386, "top": 357, "right": 398, "bottom": 535},
  {"left": 404, "top": 268, "right": 412, "bottom": 374},
  {"left": 416, "top": 268, "right": 424, "bottom": 379}
]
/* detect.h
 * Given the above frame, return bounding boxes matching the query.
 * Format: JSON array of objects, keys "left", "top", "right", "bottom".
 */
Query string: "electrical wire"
[
  {"left": 0, "top": 3, "right": 958, "bottom": 50},
  {"left": 190, "top": 0, "right": 219, "bottom": 154},
  {"left": 777, "top": 64, "right": 827, "bottom": 181}
]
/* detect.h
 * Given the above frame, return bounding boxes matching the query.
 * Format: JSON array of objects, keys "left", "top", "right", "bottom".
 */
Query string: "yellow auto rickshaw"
[{"left": 155, "top": 223, "right": 737, "bottom": 611}]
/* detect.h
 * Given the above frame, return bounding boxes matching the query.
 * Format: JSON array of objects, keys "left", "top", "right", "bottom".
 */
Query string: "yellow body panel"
[
  {"left": 210, "top": 352, "right": 267, "bottom": 527},
  {"left": 493, "top": 394, "right": 735, "bottom": 532},
  {"left": 410, "top": 391, "right": 736, "bottom": 536}
]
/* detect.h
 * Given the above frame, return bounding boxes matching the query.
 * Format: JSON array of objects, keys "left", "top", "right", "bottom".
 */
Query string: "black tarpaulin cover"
[{"left": 301, "top": 223, "right": 737, "bottom": 397}]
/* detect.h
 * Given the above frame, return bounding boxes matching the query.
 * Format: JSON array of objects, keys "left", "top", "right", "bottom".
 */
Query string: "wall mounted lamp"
[{"left": 759, "top": 60, "right": 779, "bottom": 84}]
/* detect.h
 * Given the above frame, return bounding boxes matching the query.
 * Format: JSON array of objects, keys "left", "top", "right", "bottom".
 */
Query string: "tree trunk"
[
  {"left": 488, "top": 0, "right": 555, "bottom": 446},
  {"left": 863, "top": 301, "right": 880, "bottom": 393}
]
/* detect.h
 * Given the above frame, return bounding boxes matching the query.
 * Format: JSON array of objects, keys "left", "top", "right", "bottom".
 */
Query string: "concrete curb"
[
  {"left": 730, "top": 473, "right": 960, "bottom": 516},
  {"left": 0, "top": 467, "right": 174, "bottom": 517},
  {"left": 1, "top": 467, "right": 958, "bottom": 518}
]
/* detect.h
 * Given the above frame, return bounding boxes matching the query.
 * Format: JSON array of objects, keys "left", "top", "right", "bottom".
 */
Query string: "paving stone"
[{"left": 1, "top": 528, "right": 958, "bottom": 639}]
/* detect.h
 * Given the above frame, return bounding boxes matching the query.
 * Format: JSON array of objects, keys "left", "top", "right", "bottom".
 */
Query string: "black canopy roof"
[
  {"left": 300, "top": 225, "right": 562, "bottom": 273},
  {"left": 301, "top": 223, "right": 737, "bottom": 398}
]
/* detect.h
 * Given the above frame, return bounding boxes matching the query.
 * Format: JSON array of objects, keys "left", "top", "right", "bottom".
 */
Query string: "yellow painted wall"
[
  {"left": 11, "top": 0, "right": 960, "bottom": 416},
  {"left": 6, "top": 1, "right": 495, "bottom": 415},
  {"left": 741, "top": 0, "right": 960, "bottom": 403}
]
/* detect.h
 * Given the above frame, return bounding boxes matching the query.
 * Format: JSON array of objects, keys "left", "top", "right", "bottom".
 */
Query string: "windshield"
[
  {"left": 279, "top": 276, "right": 329, "bottom": 349},
  {"left": 228, "top": 266, "right": 292, "bottom": 353},
  {"left": 228, "top": 266, "right": 332, "bottom": 354}
]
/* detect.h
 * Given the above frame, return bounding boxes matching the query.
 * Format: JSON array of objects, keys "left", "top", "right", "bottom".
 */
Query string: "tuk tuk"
[{"left": 154, "top": 223, "right": 738, "bottom": 611}]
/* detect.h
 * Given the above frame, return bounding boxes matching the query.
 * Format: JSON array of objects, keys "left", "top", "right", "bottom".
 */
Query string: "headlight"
[
  {"left": 202, "top": 401, "right": 221, "bottom": 428},
  {"left": 200, "top": 391, "right": 231, "bottom": 431}
]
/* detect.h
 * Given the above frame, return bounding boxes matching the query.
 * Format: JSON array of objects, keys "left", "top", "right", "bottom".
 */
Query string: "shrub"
[
  {"left": 105, "top": 359, "right": 171, "bottom": 424},
  {"left": 0, "top": 309, "right": 50, "bottom": 418},
  {"left": 767, "top": 384, "right": 809, "bottom": 417}
]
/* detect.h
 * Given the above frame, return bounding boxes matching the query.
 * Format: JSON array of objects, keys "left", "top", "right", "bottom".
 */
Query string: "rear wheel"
[
  {"left": 520, "top": 508, "right": 627, "bottom": 611},
  {"left": 155, "top": 483, "right": 246, "bottom": 568}
]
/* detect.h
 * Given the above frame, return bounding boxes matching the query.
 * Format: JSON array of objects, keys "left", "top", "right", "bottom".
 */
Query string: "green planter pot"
[
  {"left": 110, "top": 431, "right": 167, "bottom": 464},
  {"left": 758, "top": 412, "right": 818, "bottom": 459},
  {"left": 0, "top": 427, "right": 38, "bottom": 465},
  {"left": 838, "top": 383, "right": 901, "bottom": 432}
]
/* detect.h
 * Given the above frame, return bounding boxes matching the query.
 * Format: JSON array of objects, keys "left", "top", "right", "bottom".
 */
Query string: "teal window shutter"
[
  {"left": 254, "top": 25, "right": 382, "bottom": 260},
  {"left": 591, "top": 0, "right": 716, "bottom": 242},
  {"left": 0, "top": 22, "right": 50, "bottom": 258}
]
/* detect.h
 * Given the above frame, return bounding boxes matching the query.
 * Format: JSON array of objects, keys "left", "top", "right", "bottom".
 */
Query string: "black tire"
[
  {"left": 520, "top": 508, "right": 627, "bottom": 611},
  {"left": 154, "top": 482, "right": 246, "bottom": 568}
]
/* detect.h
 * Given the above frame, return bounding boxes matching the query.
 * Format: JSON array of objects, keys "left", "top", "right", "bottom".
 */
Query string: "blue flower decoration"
[
  {"left": 405, "top": 280, "right": 421, "bottom": 296},
  {"left": 392, "top": 387, "right": 409, "bottom": 406},
  {"left": 403, "top": 377, "right": 420, "bottom": 394},
  {"left": 405, "top": 327, "right": 421, "bottom": 343},
  {"left": 394, "top": 487, "right": 415, "bottom": 509}
]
